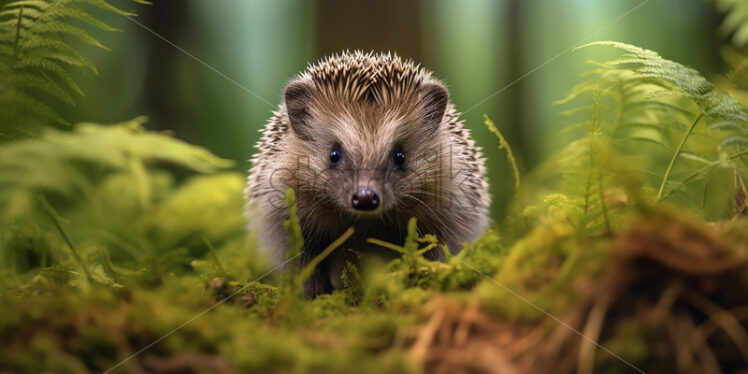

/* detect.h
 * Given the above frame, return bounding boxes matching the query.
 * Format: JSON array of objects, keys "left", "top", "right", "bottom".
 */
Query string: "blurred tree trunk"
[
  {"left": 506, "top": 0, "right": 526, "bottom": 165},
  {"left": 142, "top": 2, "right": 186, "bottom": 134},
  {"left": 316, "top": 0, "right": 423, "bottom": 61}
]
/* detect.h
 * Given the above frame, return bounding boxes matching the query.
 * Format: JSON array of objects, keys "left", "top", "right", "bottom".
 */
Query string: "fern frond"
[
  {"left": 0, "top": 0, "right": 140, "bottom": 139},
  {"left": 11, "top": 72, "right": 76, "bottom": 104},
  {"left": 557, "top": 41, "right": 748, "bottom": 217},
  {"left": 716, "top": 0, "right": 748, "bottom": 47},
  {"left": 0, "top": 118, "right": 234, "bottom": 225}
]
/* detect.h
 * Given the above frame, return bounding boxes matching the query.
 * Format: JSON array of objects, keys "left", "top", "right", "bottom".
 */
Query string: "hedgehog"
[{"left": 246, "top": 51, "right": 490, "bottom": 297}]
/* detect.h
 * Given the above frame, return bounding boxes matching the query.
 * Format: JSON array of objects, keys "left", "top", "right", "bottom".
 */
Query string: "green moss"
[{"left": 436, "top": 228, "right": 505, "bottom": 290}]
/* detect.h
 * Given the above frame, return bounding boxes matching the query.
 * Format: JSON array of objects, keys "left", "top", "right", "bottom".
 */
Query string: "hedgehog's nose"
[{"left": 352, "top": 188, "right": 379, "bottom": 211}]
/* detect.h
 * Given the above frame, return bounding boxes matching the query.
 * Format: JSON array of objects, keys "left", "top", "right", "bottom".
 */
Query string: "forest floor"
[{"left": 2, "top": 179, "right": 748, "bottom": 373}]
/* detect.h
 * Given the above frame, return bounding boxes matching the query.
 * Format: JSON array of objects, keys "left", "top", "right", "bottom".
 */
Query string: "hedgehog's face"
[{"left": 283, "top": 78, "right": 449, "bottom": 219}]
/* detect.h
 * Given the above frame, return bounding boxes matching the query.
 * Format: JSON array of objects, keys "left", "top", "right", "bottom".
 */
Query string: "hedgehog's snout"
[{"left": 351, "top": 187, "right": 379, "bottom": 211}]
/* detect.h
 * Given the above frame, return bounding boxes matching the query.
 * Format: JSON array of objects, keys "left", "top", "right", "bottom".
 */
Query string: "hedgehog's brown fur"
[{"left": 246, "top": 51, "right": 490, "bottom": 297}]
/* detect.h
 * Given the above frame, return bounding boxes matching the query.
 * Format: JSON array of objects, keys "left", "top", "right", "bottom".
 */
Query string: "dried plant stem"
[
  {"left": 577, "top": 295, "right": 610, "bottom": 374},
  {"left": 656, "top": 113, "right": 704, "bottom": 201}
]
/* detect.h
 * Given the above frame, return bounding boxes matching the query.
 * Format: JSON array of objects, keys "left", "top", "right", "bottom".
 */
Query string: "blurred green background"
[{"left": 62, "top": 0, "right": 723, "bottom": 219}]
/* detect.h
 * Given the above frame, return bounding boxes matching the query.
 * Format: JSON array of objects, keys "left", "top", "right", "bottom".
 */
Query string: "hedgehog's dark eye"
[
  {"left": 393, "top": 148, "right": 406, "bottom": 169},
  {"left": 330, "top": 149, "right": 341, "bottom": 165}
]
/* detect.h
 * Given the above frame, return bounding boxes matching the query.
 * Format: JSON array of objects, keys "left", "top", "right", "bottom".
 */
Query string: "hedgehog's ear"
[
  {"left": 420, "top": 81, "right": 449, "bottom": 133},
  {"left": 284, "top": 80, "right": 315, "bottom": 140}
]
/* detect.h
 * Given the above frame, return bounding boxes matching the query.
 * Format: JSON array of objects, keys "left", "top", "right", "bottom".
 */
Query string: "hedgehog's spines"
[{"left": 295, "top": 50, "right": 431, "bottom": 106}]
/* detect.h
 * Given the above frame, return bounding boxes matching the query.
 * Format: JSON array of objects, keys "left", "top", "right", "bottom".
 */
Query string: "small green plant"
[
  {"left": 367, "top": 218, "right": 447, "bottom": 288},
  {"left": 281, "top": 188, "right": 304, "bottom": 296},
  {"left": 484, "top": 115, "right": 528, "bottom": 231}
]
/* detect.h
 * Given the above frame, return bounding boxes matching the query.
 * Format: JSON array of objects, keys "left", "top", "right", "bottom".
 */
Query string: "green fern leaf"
[
  {"left": 716, "top": 0, "right": 748, "bottom": 47},
  {"left": 721, "top": 135, "right": 748, "bottom": 149},
  {"left": 0, "top": 0, "right": 142, "bottom": 139},
  {"left": 556, "top": 41, "right": 748, "bottom": 216}
]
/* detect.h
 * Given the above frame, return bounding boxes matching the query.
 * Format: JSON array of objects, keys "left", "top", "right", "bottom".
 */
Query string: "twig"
[
  {"left": 577, "top": 295, "right": 610, "bottom": 374},
  {"left": 684, "top": 288, "right": 748, "bottom": 363}
]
